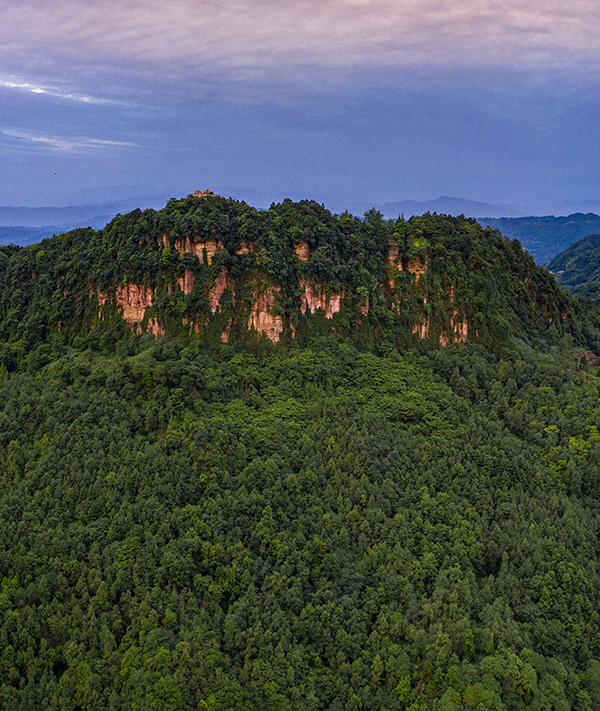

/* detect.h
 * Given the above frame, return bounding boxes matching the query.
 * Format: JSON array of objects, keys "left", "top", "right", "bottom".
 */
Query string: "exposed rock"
[
  {"left": 115, "top": 284, "right": 153, "bottom": 324},
  {"left": 166, "top": 235, "right": 220, "bottom": 264},
  {"left": 235, "top": 243, "right": 253, "bottom": 255},
  {"left": 413, "top": 319, "right": 430, "bottom": 340},
  {"left": 248, "top": 287, "right": 283, "bottom": 342},
  {"left": 300, "top": 279, "right": 343, "bottom": 318},
  {"left": 178, "top": 269, "right": 195, "bottom": 295},
  {"left": 183, "top": 318, "right": 201, "bottom": 335},
  {"left": 440, "top": 311, "right": 468, "bottom": 346},
  {"left": 209, "top": 269, "right": 229, "bottom": 312},
  {"left": 387, "top": 237, "right": 400, "bottom": 264},
  {"left": 145, "top": 318, "right": 165, "bottom": 337},
  {"left": 407, "top": 257, "right": 428, "bottom": 283},
  {"left": 294, "top": 243, "right": 310, "bottom": 261},
  {"left": 221, "top": 320, "right": 231, "bottom": 343}
]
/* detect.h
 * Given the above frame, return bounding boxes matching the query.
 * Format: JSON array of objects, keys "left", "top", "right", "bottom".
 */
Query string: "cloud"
[
  {"left": 0, "top": 77, "right": 116, "bottom": 104},
  {"left": 2, "top": 0, "right": 599, "bottom": 84},
  {"left": 1, "top": 129, "right": 135, "bottom": 153}
]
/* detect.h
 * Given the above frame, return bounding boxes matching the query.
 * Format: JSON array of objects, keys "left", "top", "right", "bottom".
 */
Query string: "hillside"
[
  {"left": 479, "top": 213, "right": 600, "bottom": 265},
  {"left": 2, "top": 197, "right": 600, "bottom": 710},
  {"left": 547, "top": 234, "right": 600, "bottom": 305},
  {"left": 0, "top": 195, "right": 593, "bottom": 355}
]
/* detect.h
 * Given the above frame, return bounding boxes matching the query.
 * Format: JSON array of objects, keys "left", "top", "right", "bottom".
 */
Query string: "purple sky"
[{"left": 1, "top": 0, "right": 600, "bottom": 211}]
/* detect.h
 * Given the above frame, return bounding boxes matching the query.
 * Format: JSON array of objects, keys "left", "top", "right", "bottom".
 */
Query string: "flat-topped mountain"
[{"left": 0, "top": 195, "right": 593, "bottom": 355}]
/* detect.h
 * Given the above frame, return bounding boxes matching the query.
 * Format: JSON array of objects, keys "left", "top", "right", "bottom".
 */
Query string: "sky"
[{"left": 1, "top": 0, "right": 600, "bottom": 212}]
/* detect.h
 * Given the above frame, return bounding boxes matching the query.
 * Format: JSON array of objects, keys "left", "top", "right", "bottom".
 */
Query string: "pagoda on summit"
[{"left": 193, "top": 188, "right": 220, "bottom": 198}]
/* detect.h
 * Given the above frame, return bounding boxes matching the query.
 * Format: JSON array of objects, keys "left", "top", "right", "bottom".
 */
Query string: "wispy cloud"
[
  {"left": 0, "top": 76, "right": 117, "bottom": 104},
  {"left": 1, "top": 129, "right": 135, "bottom": 153}
]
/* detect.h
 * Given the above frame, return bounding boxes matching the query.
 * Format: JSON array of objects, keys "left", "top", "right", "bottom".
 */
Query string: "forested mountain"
[
  {"left": 2, "top": 196, "right": 600, "bottom": 710},
  {"left": 479, "top": 213, "right": 600, "bottom": 265},
  {"left": 0, "top": 195, "right": 592, "bottom": 354},
  {"left": 547, "top": 234, "right": 600, "bottom": 306}
]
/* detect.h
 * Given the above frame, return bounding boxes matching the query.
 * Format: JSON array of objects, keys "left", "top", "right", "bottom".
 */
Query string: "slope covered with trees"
[
  {"left": 0, "top": 195, "right": 594, "bottom": 355},
  {"left": 480, "top": 213, "right": 600, "bottom": 265},
  {"left": 1, "top": 197, "right": 600, "bottom": 710},
  {"left": 547, "top": 234, "right": 600, "bottom": 306}
]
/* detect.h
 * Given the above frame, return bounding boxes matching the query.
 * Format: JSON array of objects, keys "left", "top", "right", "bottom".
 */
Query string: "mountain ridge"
[{"left": 0, "top": 194, "right": 595, "bottom": 358}]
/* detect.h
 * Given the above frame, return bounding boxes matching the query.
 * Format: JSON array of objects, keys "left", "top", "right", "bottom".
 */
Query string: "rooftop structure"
[{"left": 193, "top": 189, "right": 220, "bottom": 198}]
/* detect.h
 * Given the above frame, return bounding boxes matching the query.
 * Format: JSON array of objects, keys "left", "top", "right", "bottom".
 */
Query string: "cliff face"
[
  {"left": 0, "top": 197, "right": 577, "bottom": 351},
  {"left": 90, "top": 233, "right": 481, "bottom": 346}
]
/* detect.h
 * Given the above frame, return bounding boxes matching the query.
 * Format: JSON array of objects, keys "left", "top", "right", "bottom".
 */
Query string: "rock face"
[
  {"left": 294, "top": 243, "right": 310, "bottom": 261},
  {"left": 178, "top": 269, "right": 195, "bottom": 295},
  {"left": 248, "top": 288, "right": 283, "bottom": 342},
  {"left": 98, "top": 284, "right": 153, "bottom": 322},
  {"left": 406, "top": 257, "right": 427, "bottom": 283},
  {"left": 90, "top": 226, "right": 477, "bottom": 346},
  {"left": 300, "top": 280, "right": 343, "bottom": 318},
  {"left": 97, "top": 284, "right": 165, "bottom": 336},
  {"left": 164, "top": 235, "right": 220, "bottom": 264},
  {"left": 209, "top": 269, "right": 229, "bottom": 312},
  {"left": 92, "top": 237, "right": 468, "bottom": 346}
]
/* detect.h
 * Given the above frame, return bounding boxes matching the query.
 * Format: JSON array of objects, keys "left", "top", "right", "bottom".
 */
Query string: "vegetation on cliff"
[
  {"left": 0, "top": 195, "right": 593, "bottom": 356},
  {"left": 1, "top": 197, "right": 600, "bottom": 710}
]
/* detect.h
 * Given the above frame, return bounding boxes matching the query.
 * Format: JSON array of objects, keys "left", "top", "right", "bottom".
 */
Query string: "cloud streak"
[
  {"left": 1, "top": 129, "right": 135, "bottom": 153},
  {"left": 0, "top": 77, "right": 116, "bottom": 103}
]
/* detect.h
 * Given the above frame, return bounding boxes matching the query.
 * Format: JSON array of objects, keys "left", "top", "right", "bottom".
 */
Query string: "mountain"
[
  {"left": 547, "top": 233, "right": 600, "bottom": 305},
  {"left": 3, "top": 196, "right": 600, "bottom": 710},
  {"left": 0, "top": 218, "right": 115, "bottom": 247},
  {"left": 0, "top": 195, "right": 585, "bottom": 352},
  {"left": 479, "top": 213, "right": 600, "bottom": 265},
  {"left": 0, "top": 194, "right": 177, "bottom": 228},
  {"left": 379, "top": 196, "right": 523, "bottom": 220}
]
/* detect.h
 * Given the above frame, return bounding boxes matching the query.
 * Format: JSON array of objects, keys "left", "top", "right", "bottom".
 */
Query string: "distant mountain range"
[
  {"left": 479, "top": 214, "right": 600, "bottom": 265},
  {"left": 0, "top": 194, "right": 177, "bottom": 247},
  {"left": 379, "top": 196, "right": 523, "bottom": 219}
]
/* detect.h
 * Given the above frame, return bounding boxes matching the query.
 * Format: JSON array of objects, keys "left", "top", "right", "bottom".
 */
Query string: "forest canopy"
[{"left": 1, "top": 198, "right": 600, "bottom": 710}]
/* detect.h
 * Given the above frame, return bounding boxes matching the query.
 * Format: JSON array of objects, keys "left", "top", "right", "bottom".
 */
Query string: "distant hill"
[
  {"left": 547, "top": 233, "right": 600, "bottom": 304},
  {"left": 0, "top": 218, "right": 114, "bottom": 247},
  {"left": 0, "top": 226, "right": 58, "bottom": 247},
  {"left": 0, "top": 194, "right": 175, "bottom": 227},
  {"left": 379, "top": 195, "right": 522, "bottom": 219},
  {"left": 479, "top": 213, "right": 600, "bottom": 264}
]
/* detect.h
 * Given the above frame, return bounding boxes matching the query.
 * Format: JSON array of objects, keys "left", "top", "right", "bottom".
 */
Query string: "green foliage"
[
  {"left": 548, "top": 234, "right": 600, "bottom": 305},
  {"left": 1, "top": 198, "right": 600, "bottom": 708},
  {"left": 0, "top": 337, "right": 600, "bottom": 709}
]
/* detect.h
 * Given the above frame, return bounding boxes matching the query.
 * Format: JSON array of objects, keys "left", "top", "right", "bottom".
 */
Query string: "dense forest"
[
  {"left": 547, "top": 235, "right": 600, "bottom": 306},
  {"left": 2, "top": 196, "right": 600, "bottom": 710},
  {"left": 479, "top": 213, "right": 600, "bottom": 265}
]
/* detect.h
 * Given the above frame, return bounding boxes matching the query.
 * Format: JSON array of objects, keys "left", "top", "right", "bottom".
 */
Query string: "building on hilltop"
[{"left": 193, "top": 189, "right": 220, "bottom": 198}]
